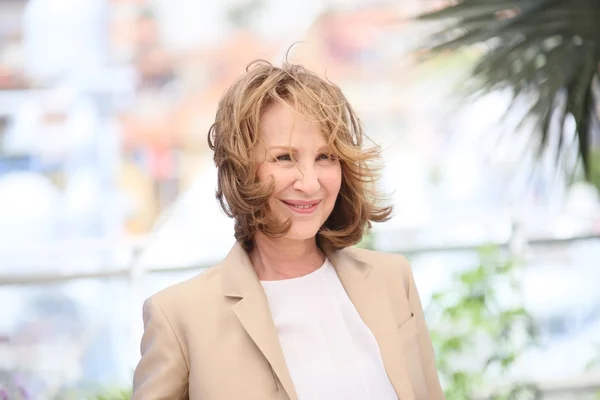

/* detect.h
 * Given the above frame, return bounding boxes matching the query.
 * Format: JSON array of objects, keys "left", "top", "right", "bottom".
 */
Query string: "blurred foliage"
[
  {"left": 0, "top": 383, "right": 27, "bottom": 399},
  {"left": 427, "top": 246, "right": 539, "bottom": 399},
  {"left": 91, "top": 388, "right": 132, "bottom": 400},
  {"left": 585, "top": 343, "right": 600, "bottom": 399},
  {"left": 586, "top": 343, "right": 600, "bottom": 372},
  {"left": 0, "top": 371, "right": 28, "bottom": 400},
  {"left": 355, "top": 231, "right": 375, "bottom": 250},
  {"left": 416, "top": 0, "right": 600, "bottom": 185},
  {"left": 590, "top": 149, "right": 600, "bottom": 192},
  {"left": 51, "top": 386, "right": 131, "bottom": 400}
]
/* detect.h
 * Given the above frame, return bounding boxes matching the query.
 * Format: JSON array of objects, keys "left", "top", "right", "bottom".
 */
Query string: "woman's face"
[{"left": 257, "top": 102, "right": 342, "bottom": 241}]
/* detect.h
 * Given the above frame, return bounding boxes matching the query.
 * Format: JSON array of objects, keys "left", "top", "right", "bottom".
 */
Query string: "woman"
[{"left": 132, "top": 60, "right": 444, "bottom": 400}]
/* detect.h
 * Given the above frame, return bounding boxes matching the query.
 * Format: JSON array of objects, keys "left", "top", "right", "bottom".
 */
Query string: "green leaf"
[
  {"left": 415, "top": 0, "right": 600, "bottom": 180},
  {"left": 442, "top": 335, "right": 470, "bottom": 353}
]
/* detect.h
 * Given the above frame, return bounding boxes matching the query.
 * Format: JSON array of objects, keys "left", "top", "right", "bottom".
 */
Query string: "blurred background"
[{"left": 0, "top": 0, "right": 599, "bottom": 398}]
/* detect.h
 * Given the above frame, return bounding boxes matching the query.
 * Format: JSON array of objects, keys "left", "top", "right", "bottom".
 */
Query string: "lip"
[{"left": 281, "top": 199, "right": 321, "bottom": 214}]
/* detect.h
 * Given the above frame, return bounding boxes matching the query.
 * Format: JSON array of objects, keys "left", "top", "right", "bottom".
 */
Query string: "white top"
[{"left": 261, "top": 259, "right": 398, "bottom": 400}]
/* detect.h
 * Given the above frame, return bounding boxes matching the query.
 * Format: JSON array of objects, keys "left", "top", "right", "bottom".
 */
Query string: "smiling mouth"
[
  {"left": 286, "top": 203, "right": 314, "bottom": 209},
  {"left": 281, "top": 200, "right": 320, "bottom": 213}
]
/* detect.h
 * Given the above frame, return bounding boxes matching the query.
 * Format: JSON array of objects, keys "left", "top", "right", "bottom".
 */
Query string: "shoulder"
[
  {"left": 345, "top": 246, "right": 409, "bottom": 267},
  {"left": 344, "top": 246, "right": 413, "bottom": 289},
  {"left": 145, "top": 264, "right": 225, "bottom": 320}
]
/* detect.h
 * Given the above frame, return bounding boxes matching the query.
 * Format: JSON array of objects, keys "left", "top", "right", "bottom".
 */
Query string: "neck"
[{"left": 250, "top": 233, "right": 325, "bottom": 281}]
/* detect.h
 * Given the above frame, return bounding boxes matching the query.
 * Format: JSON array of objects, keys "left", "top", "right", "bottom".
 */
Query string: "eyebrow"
[{"left": 267, "top": 146, "right": 331, "bottom": 152}]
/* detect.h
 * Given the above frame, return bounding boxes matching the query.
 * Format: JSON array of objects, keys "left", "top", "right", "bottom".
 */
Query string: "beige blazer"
[{"left": 132, "top": 243, "right": 445, "bottom": 400}]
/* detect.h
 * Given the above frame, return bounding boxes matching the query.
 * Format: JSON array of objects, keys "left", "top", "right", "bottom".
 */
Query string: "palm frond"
[{"left": 416, "top": 0, "right": 600, "bottom": 179}]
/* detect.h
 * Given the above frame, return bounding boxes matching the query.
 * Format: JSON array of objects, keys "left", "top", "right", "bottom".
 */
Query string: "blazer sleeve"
[
  {"left": 404, "top": 258, "right": 445, "bottom": 399},
  {"left": 132, "top": 296, "right": 189, "bottom": 400}
]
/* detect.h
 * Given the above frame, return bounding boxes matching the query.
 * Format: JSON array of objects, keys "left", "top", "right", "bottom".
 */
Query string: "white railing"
[{"left": 0, "top": 231, "right": 598, "bottom": 286}]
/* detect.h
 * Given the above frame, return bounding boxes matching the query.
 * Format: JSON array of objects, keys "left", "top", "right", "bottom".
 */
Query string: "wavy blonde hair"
[{"left": 207, "top": 59, "right": 392, "bottom": 250}]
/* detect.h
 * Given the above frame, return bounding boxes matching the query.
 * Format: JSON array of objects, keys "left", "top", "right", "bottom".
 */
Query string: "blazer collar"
[
  {"left": 220, "top": 242, "right": 298, "bottom": 400},
  {"left": 327, "top": 247, "right": 417, "bottom": 399},
  {"left": 220, "top": 242, "right": 415, "bottom": 400}
]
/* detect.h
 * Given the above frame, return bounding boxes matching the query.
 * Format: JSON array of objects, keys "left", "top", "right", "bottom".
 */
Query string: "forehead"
[{"left": 259, "top": 102, "right": 327, "bottom": 146}]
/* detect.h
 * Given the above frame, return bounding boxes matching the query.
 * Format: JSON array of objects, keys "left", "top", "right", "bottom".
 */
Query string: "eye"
[
  {"left": 275, "top": 154, "right": 292, "bottom": 162},
  {"left": 317, "top": 153, "right": 336, "bottom": 162}
]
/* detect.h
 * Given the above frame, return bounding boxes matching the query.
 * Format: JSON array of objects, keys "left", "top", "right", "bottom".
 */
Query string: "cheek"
[
  {"left": 257, "top": 167, "right": 269, "bottom": 186},
  {"left": 257, "top": 162, "right": 273, "bottom": 182},
  {"left": 322, "top": 166, "right": 342, "bottom": 197},
  {"left": 258, "top": 166, "right": 295, "bottom": 194}
]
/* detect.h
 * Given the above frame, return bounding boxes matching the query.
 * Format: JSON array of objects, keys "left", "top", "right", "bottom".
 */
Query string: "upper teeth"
[{"left": 293, "top": 204, "right": 312, "bottom": 209}]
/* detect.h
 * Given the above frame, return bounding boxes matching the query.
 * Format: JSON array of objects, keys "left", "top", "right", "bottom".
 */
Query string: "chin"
[
  {"left": 284, "top": 221, "right": 322, "bottom": 241},
  {"left": 285, "top": 232, "right": 318, "bottom": 241}
]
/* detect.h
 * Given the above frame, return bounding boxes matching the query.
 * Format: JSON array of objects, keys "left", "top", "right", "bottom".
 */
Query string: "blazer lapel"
[
  {"left": 221, "top": 243, "right": 298, "bottom": 400},
  {"left": 325, "top": 247, "right": 416, "bottom": 400}
]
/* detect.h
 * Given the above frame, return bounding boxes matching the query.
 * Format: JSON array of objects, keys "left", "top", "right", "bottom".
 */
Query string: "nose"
[{"left": 292, "top": 162, "right": 321, "bottom": 196}]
